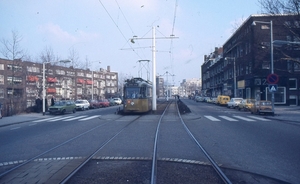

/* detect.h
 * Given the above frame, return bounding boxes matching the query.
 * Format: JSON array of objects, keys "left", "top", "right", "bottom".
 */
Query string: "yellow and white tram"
[{"left": 123, "top": 78, "right": 152, "bottom": 113}]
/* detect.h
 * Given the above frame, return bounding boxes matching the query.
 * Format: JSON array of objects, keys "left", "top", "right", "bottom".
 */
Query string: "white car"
[
  {"left": 113, "top": 98, "right": 122, "bottom": 105},
  {"left": 227, "top": 98, "right": 243, "bottom": 108},
  {"left": 75, "top": 100, "right": 90, "bottom": 111}
]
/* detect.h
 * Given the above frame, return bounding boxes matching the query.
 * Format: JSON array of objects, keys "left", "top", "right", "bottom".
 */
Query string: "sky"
[{"left": 0, "top": 0, "right": 262, "bottom": 86}]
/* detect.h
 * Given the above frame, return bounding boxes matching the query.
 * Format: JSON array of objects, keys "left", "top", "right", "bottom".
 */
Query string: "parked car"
[
  {"left": 238, "top": 99, "right": 254, "bottom": 111},
  {"left": 113, "top": 98, "right": 122, "bottom": 105},
  {"left": 217, "top": 95, "right": 230, "bottom": 106},
  {"left": 89, "top": 100, "right": 101, "bottom": 109},
  {"left": 227, "top": 98, "right": 243, "bottom": 108},
  {"left": 98, "top": 99, "right": 110, "bottom": 108},
  {"left": 108, "top": 98, "right": 116, "bottom": 106},
  {"left": 48, "top": 100, "right": 76, "bottom": 115},
  {"left": 75, "top": 100, "right": 90, "bottom": 111},
  {"left": 250, "top": 100, "right": 274, "bottom": 115}
]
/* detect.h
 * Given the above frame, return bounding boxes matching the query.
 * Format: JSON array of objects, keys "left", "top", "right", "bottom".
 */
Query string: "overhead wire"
[
  {"left": 169, "top": 0, "right": 178, "bottom": 84},
  {"left": 98, "top": 0, "right": 143, "bottom": 59}
]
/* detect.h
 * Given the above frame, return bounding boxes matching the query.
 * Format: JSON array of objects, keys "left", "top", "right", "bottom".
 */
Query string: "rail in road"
[{"left": 0, "top": 99, "right": 292, "bottom": 183}]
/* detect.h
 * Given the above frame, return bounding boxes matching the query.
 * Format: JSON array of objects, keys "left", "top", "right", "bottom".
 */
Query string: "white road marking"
[
  {"left": 233, "top": 116, "right": 255, "bottom": 121},
  {"left": 219, "top": 116, "right": 238, "bottom": 121},
  {"left": 247, "top": 116, "right": 271, "bottom": 121},
  {"left": 48, "top": 116, "right": 74, "bottom": 122},
  {"left": 79, "top": 115, "right": 100, "bottom": 121},
  {"left": 63, "top": 116, "right": 88, "bottom": 121},
  {"left": 10, "top": 127, "right": 20, "bottom": 130},
  {"left": 32, "top": 117, "right": 62, "bottom": 122},
  {"left": 204, "top": 116, "right": 220, "bottom": 121}
]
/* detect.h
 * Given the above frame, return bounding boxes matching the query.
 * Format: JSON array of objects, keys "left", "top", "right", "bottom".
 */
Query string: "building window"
[
  {"left": 0, "top": 75, "right": 4, "bottom": 85},
  {"left": 7, "top": 88, "right": 23, "bottom": 97},
  {"left": 7, "top": 76, "right": 23, "bottom": 85},
  {"left": 7, "top": 64, "right": 22, "bottom": 71},
  {"left": 0, "top": 64, "right": 4, "bottom": 70},
  {"left": 27, "top": 66, "right": 40, "bottom": 73},
  {"left": 0, "top": 88, "right": 4, "bottom": 98},
  {"left": 266, "top": 87, "right": 286, "bottom": 104},
  {"left": 262, "top": 61, "right": 270, "bottom": 69},
  {"left": 289, "top": 78, "right": 297, "bottom": 90},
  {"left": 294, "top": 62, "right": 300, "bottom": 72}
]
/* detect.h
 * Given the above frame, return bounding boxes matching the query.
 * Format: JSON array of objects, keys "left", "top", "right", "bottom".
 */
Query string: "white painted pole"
[{"left": 42, "top": 62, "right": 46, "bottom": 115}]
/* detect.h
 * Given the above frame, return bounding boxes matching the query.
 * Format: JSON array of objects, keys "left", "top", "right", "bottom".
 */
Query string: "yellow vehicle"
[
  {"left": 217, "top": 95, "right": 230, "bottom": 106},
  {"left": 238, "top": 99, "right": 255, "bottom": 111},
  {"left": 250, "top": 100, "right": 274, "bottom": 115}
]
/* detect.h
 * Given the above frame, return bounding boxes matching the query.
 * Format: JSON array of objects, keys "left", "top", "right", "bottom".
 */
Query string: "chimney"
[{"left": 107, "top": 66, "right": 110, "bottom": 72}]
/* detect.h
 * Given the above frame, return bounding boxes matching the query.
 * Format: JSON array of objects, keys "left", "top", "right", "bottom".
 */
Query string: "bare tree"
[
  {"left": 258, "top": 0, "right": 300, "bottom": 63},
  {"left": 68, "top": 47, "right": 84, "bottom": 69},
  {"left": 0, "top": 30, "right": 26, "bottom": 115},
  {"left": 1, "top": 30, "right": 25, "bottom": 60},
  {"left": 39, "top": 46, "right": 59, "bottom": 63},
  {"left": 259, "top": 0, "right": 300, "bottom": 15}
]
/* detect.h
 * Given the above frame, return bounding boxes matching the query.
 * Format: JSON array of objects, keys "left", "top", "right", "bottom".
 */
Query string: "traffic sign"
[
  {"left": 267, "top": 73, "right": 279, "bottom": 84},
  {"left": 268, "top": 84, "right": 278, "bottom": 92}
]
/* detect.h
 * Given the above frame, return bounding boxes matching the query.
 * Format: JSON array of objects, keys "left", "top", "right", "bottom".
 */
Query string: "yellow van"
[{"left": 217, "top": 95, "right": 230, "bottom": 106}]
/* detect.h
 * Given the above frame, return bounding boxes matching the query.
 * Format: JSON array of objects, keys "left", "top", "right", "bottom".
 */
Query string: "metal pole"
[
  {"left": 233, "top": 58, "right": 236, "bottom": 98},
  {"left": 152, "top": 26, "right": 157, "bottom": 111},
  {"left": 42, "top": 63, "right": 46, "bottom": 115},
  {"left": 270, "top": 20, "right": 275, "bottom": 115},
  {"left": 166, "top": 71, "right": 169, "bottom": 101},
  {"left": 92, "top": 71, "right": 94, "bottom": 100}
]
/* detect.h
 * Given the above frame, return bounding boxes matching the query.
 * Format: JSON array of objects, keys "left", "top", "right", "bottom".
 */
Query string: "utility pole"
[{"left": 130, "top": 27, "right": 178, "bottom": 111}]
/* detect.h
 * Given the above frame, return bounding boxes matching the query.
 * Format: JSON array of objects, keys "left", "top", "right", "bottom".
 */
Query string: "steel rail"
[
  {"left": 150, "top": 100, "right": 173, "bottom": 184},
  {"left": 175, "top": 100, "right": 232, "bottom": 184},
  {"left": 0, "top": 119, "right": 112, "bottom": 179},
  {"left": 60, "top": 116, "right": 142, "bottom": 183}
]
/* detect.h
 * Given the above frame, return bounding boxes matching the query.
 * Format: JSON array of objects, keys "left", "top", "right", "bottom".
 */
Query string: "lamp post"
[
  {"left": 91, "top": 61, "right": 101, "bottom": 100},
  {"left": 42, "top": 60, "right": 71, "bottom": 115},
  {"left": 225, "top": 57, "right": 236, "bottom": 98},
  {"left": 252, "top": 20, "right": 274, "bottom": 115}
]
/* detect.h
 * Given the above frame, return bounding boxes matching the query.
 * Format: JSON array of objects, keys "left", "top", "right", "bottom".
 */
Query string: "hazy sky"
[{"left": 0, "top": 0, "right": 262, "bottom": 85}]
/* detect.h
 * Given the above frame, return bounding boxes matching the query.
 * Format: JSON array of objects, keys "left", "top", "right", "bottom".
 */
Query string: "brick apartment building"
[
  {"left": 0, "top": 58, "right": 118, "bottom": 116},
  {"left": 202, "top": 14, "right": 300, "bottom": 106}
]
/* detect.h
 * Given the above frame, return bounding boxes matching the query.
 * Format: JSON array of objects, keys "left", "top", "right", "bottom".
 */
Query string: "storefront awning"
[
  {"left": 46, "top": 88, "right": 56, "bottom": 93},
  {"left": 77, "top": 78, "right": 84, "bottom": 84},
  {"left": 86, "top": 80, "right": 93, "bottom": 85},
  {"left": 27, "top": 75, "right": 39, "bottom": 82},
  {"left": 47, "top": 77, "right": 57, "bottom": 83}
]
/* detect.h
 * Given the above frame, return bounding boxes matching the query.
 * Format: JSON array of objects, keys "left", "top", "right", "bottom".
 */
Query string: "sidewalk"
[
  {"left": 0, "top": 105, "right": 299, "bottom": 128},
  {"left": 0, "top": 112, "right": 52, "bottom": 127}
]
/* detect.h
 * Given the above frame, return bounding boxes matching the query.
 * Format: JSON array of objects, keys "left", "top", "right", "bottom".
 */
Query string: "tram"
[{"left": 123, "top": 77, "right": 152, "bottom": 113}]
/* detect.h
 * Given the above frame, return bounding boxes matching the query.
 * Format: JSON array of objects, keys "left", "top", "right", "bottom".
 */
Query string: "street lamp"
[
  {"left": 225, "top": 57, "right": 236, "bottom": 98},
  {"left": 252, "top": 20, "right": 274, "bottom": 115},
  {"left": 42, "top": 59, "right": 71, "bottom": 115}
]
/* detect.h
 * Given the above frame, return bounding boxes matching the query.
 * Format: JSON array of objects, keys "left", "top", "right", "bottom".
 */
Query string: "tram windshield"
[{"left": 124, "top": 87, "right": 140, "bottom": 99}]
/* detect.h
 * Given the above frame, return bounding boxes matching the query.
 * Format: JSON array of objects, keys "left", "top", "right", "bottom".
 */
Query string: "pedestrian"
[
  {"left": 35, "top": 97, "right": 41, "bottom": 113},
  {"left": 51, "top": 96, "right": 55, "bottom": 106}
]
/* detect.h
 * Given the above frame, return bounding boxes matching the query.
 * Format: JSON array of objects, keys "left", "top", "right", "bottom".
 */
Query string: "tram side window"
[{"left": 140, "top": 87, "right": 146, "bottom": 98}]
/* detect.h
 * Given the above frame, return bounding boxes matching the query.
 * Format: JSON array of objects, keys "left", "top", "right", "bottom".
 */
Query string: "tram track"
[
  {"left": 65, "top": 99, "right": 232, "bottom": 184},
  {"left": 1, "top": 99, "right": 231, "bottom": 183}
]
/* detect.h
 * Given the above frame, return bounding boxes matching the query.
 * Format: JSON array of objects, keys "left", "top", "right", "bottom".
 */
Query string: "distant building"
[
  {"left": 179, "top": 78, "right": 202, "bottom": 97},
  {"left": 202, "top": 14, "right": 300, "bottom": 106},
  {"left": 0, "top": 58, "right": 118, "bottom": 116}
]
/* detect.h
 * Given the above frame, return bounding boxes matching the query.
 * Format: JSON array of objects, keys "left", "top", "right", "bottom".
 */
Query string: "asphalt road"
[
  {"left": 0, "top": 100, "right": 299, "bottom": 183},
  {"left": 181, "top": 99, "right": 300, "bottom": 183}
]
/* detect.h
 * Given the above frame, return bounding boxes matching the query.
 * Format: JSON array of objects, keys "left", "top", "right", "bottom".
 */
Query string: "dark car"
[
  {"left": 98, "top": 99, "right": 110, "bottom": 108},
  {"left": 48, "top": 100, "right": 76, "bottom": 115}
]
